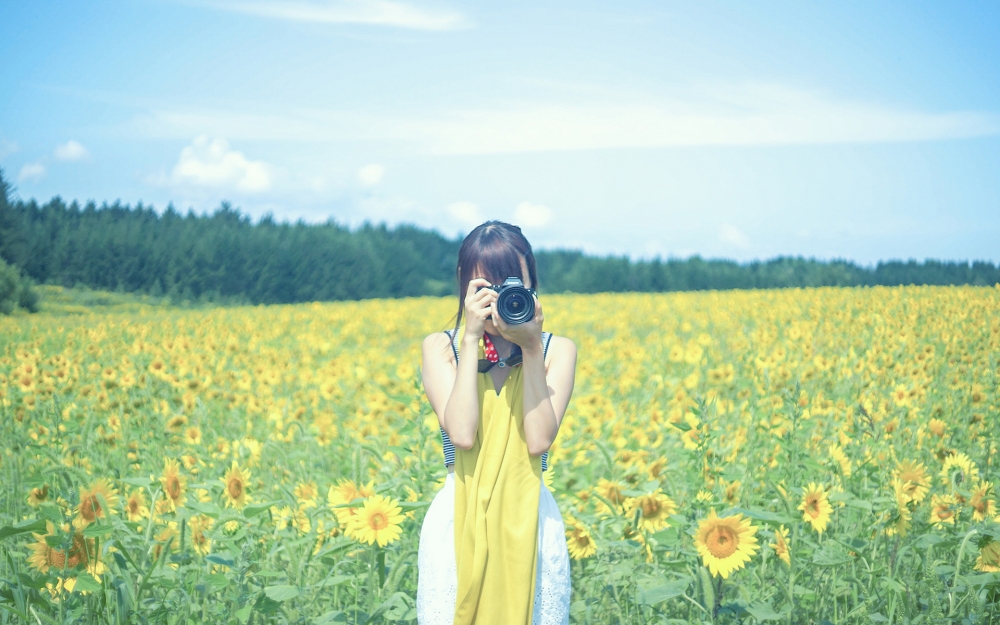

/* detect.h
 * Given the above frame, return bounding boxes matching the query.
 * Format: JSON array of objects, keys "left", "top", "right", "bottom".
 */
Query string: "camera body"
[{"left": 479, "top": 276, "right": 536, "bottom": 324}]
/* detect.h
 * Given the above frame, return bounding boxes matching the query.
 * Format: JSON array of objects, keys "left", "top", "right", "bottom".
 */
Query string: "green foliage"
[
  {"left": 0, "top": 257, "right": 38, "bottom": 315},
  {"left": 0, "top": 168, "right": 997, "bottom": 308}
]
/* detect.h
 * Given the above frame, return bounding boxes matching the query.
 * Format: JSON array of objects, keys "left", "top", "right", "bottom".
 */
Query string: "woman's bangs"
[{"left": 473, "top": 239, "right": 526, "bottom": 286}]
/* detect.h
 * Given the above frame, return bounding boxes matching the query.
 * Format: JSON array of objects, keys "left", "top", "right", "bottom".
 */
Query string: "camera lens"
[{"left": 496, "top": 286, "right": 534, "bottom": 324}]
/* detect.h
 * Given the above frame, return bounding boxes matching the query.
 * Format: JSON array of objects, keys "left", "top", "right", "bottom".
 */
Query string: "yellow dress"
[{"left": 452, "top": 334, "right": 543, "bottom": 624}]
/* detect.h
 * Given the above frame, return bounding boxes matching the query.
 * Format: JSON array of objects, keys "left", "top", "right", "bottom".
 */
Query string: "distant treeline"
[{"left": 1, "top": 169, "right": 997, "bottom": 308}]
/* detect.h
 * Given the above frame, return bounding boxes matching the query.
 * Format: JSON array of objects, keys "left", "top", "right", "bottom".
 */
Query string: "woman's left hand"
[{"left": 490, "top": 294, "right": 544, "bottom": 351}]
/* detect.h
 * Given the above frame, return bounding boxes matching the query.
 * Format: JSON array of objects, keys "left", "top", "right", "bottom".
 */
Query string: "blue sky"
[{"left": 2, "top": 0, "right": 998, "bottom": 263}]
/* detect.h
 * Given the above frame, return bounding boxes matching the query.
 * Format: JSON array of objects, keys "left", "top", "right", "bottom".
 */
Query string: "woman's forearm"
[
  {"left": 521, "top": 337, "right": 557, "bottom": 456},
  {"left": 442, "top": 333, "right": 482, "bottom": 450}
]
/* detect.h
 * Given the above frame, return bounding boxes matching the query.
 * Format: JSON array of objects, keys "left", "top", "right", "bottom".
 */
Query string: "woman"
[{"left": 417, "top": 221, "right": 577, "bottom": 625}]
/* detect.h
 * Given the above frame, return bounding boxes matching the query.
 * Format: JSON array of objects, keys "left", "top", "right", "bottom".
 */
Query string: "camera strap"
[{"left": 478, "top": 333, "right": 523, "bottom": 373}]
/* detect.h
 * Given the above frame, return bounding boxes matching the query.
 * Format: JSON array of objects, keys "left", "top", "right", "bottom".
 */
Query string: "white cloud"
[
  {"left": 18, "top": 162, "right": 46, "bottom": 183},
  {"left": 357, "top": 163, "right": 384, "bottom": 187},
  {"left": 126, "top": 82, "right": 1000, "bottom": 155},
  {"left": 170, "top": 135, "right": 272, "bottom": 193},
  {"left": 513, "top": 201, "right": 553, "bottom": 228},
  {"left": 718, "top": 224, "right": 750, "bottom": 250},
  {"left": 191, "top": 0, "right": 468, "bottom": 30},
  {"left": 0, "top": 139, "right": 17, "bottom": 161},
  {"left": 383, "top": 83, "right": 1000, "bottom": 154},
  {"left": 54, "top": 140, "right": 90, "bottom": 161},
  {"left": 447, "top": 201, "right": 483, "bottom": 226}
]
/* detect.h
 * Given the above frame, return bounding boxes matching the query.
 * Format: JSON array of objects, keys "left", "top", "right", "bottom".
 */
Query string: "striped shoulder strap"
[{"left": 444, "top": 329, "right": 554, "bottom": 362}]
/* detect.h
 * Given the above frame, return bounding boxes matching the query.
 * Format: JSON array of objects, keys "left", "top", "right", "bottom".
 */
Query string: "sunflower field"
[{"left": 2, "top": 285, "right": 1000, "bottom": 624}]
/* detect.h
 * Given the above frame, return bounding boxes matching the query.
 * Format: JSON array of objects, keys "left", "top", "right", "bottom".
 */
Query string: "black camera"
[{"left": 480, "top": 277, "right": 536, "bottom": 324}]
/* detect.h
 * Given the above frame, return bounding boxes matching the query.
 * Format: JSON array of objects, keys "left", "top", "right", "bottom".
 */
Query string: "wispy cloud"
[
  {"left": 123, "top": 82, "right": 1000, "bottom": 154},
  {"left": 513, "top": 201, "right": 553, "bottom": 229},
  {"left": 0, "top": 139, "right": 18, "bottom": 161},
  {"left": 389, "top": 83, "right": 1000, "bottom": 154},
  {"left": 18, "top": 162, "right": 46, "bottom": 183},
  {"left": 54, "top": 140, "right": 90, "bottom": 161},
  {"left": 189, "top": 0, "right": 469, "bottom": 30}
]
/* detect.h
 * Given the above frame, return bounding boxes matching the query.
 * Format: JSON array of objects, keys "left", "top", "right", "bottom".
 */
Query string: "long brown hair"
[{"left": 453, "top": 221, "right": 538, "bottom": 331}]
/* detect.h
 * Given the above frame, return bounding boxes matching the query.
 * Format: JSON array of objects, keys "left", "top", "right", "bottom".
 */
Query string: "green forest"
[{"left": 1, "top": 168, "right": 998, "bottom": 311}]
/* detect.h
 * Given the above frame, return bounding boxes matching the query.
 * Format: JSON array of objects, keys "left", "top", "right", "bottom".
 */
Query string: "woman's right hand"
[{"left": 464, "top": 278, "right": 497, "bottom": 338}]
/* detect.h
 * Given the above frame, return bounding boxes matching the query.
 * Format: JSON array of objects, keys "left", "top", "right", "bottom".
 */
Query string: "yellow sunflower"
[
  {"left": 885, "top": 479, "right": 912, "bottom": 537},
  {"left": 27, "top": 484, "right": 49, "bottom": 508},
  {"left": 75, "top": 478, "right": 119, "bottom": 528},
  {"left": 294, "top": 481, "right": 320, "bottom": 509},
  {"left": 625, "top": 491, "right": 677, "bottom": 532},
  {"left": 694, "top": 509, "right": 760, "bottom": 579},
  {"left": 595, "top": 478, "right": 628, "bottom": 514},
  {"left": 565, "top": 517, "right": 597, "bottom": 560},
  {"left": 351, "top": 494, "right": 404, "bottom": 547},
  {"left": 184, "top": 426, "right": 202, "bottom": 445},
  {"left": 975, "top": 540, "right": 1000, "bottom": 573},
  {"left": 940, "top": 452, "right": 978, "bottom": 487},
  {"left": 125, "top": 489, "right": 149, "bottom": 522},
  {"left": 798, "top": 483, "right": 833, "bottom": 534},
  {"left": 221, "top": 460, "right": 251, "bottom": 510},
  {"left": 769, "top": 525, "right": 790, "bottom": 566},
  {"left": 27, "top": 521, "right": 105, "bottom": 577},
  {"left": 293, "top": 505, "right": 312, "bottom": 534},
  {"left": 969, "top": 483, "right": 995, "bottom": 522},
  {"left": 929, "top": 494, "right": 958, "bottom": 528},
  {"left": 160, "top": 458, "right": 187, "bottom": 511},
  {"left": 189, "top": 515, "right": 214, "bottom": 556},
  {"left": 894, "top": 460, "right": 931, "bottom": 504},
  {"left": 327, "top": 479, "right": 376, "bottom": 530},
  {"left": 153, "top": 522, "right": 180, "bottom": 561}
]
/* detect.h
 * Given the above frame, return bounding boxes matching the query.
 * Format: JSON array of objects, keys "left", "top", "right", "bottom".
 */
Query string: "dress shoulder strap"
[{"left": 443, "top": 329, "right": 554, "bottom": 363}]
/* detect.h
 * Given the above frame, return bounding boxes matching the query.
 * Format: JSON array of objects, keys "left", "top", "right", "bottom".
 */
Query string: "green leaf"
[
  {"left": 366, "top": 592, "right": 413, "bottom": 622},
  {"left": 868, "top": 612, "right": 889, "bottom": 622},
  {"left": 651, "top": 527, "right": 679, "bottom": 545},
  {"left": 0, "top": 519, "right": 46, "bottom": 541},
  {"left": 313, "top": 575, "right": 352, "bottom": 588},
  {"left": 398, "top": 501, "right": 431, "bottom": 511},
  {"left": 727, "top": 507, "right": 795, "bottom": 525},
  {"left": 312, "top": 611, "right": 346, "bottom": 624},
  {"left": 83, "top": 523, "right": 114, "bottom": 538},
  {"left": 206, "top": 554, "right": 235, "bottom": 567},
  {"left": 840, "top": 499, "right": 872, "bottom": 511},
  {"left": 264, "top": 584, "right": 300, "bottom": 601},
  {"left": 328, "top": 498, "right": 366, "bottom": 510},
  {"left": 235, "top": 605, "right": 252, "bottom": 624},
  {"left": 965, "top": 572, "right": 1000, "bottom": 587},
  {"left": 187, "top": 502, "right": 222, "bottom": 518},
  {"left": 121, "top": 477, "right": 154, "bottom": 487},
  {"left": 812, "top": 544, "right": 852, "bottom": 567},
  {"left": 745, "top": 601, "right": 785, "bottom": 620},
  {"left": 243, "top": 501, "right": 283, "bottom": 519},
  {"left": 636, "top": 578, "right": 691, "bottom": 605},
  {"left": 204, "top": 573, "right": 230, "bottom": 590},
  {"left": 72, "top": 572, "right": 103, "bottom": 593}
]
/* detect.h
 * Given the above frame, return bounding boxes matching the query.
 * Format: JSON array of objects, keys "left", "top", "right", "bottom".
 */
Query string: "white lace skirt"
[{"left": 416, "top": 472, "right": 572, "bottom": 625}]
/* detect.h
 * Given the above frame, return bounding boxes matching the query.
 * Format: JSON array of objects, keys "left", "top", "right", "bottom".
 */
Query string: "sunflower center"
[
  {"left": 166, "top": 478, "right": 181, "bottom": 500},
  {"left": 641, "top": 499, "right": 660, "bottom": 518},
  {"left": 706, "top": 525, "right": 739, "bottom": 559},
  {"left": 804, "top": 496, "right": 820, "bottom": 518},
  {"left": 369, "top": 512, "right": 388, "bottom": 530},
  {"left": 228, "top": 479, "right": 243, "bottom": 500},
  {"left": 81, "top": 495, "right": 101, "bottom": 521}
]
